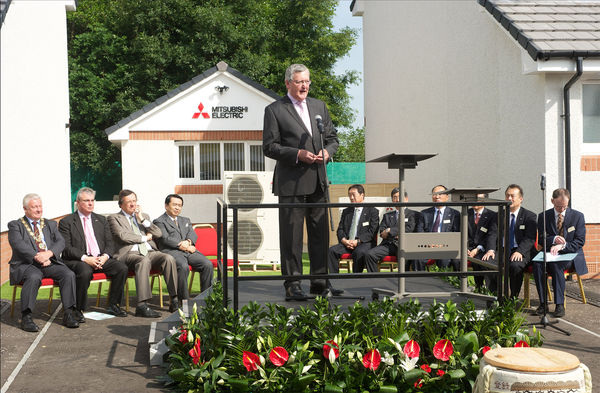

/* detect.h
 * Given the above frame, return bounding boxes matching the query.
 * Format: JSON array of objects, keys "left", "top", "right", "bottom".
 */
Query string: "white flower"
[
  {"left": 382, "top": 351, "right": 394, "bottom": 366},
  {"left": 168, "top": 326, "right": 179, "bottom": 336},
  {"left": 471, "top": 353, "right": 478, "bottom": 363},
  {"left": 400, "top": 355, "right": 418, "bottom": 371}
]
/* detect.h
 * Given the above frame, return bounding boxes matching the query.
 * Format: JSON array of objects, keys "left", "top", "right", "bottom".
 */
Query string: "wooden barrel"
[{"left": 473, "top": 347, "right": 592, "bottom": 393}]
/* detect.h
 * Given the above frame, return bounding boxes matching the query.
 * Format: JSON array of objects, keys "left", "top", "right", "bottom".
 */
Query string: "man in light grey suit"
[
  {"left": 108, "top": 189, "right": 178, "bottom": 317},
  {"left": 263, "top": 63, "right": 339, "bottom": 300},
  {"left": 154, "top": 194, "right": 213, "bottom": 299}
]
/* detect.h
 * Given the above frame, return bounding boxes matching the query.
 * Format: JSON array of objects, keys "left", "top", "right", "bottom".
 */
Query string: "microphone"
[
  {"left": 315, "top": 115, "right": 325, "bottom": 134},
  {"left": 540, "top": 173, "right": 546, "bottom": 190}
]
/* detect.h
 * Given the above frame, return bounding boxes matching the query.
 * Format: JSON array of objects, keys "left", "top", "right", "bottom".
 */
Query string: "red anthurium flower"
[
  {"left": 269, "top": 346, "right": 289, "bottom": 367},
  {"left": 414, "top": 378, "right": 424, "bottom": 388},
  {"left": 437, "top": 369, "right": 445, "bottom": 377},
  {"left": 362, "top": 349, "right": 381, "bottom": 371},
  {"left": 178, "top": 330, "right": 188, "bottom": 344},
  {"left": 482, "top": 346, "right": 491, "bottom": 355},
  {"left": 420, "top": 364, "right": 431, "bottom": 373},
  {"left": 242, "top": 351, "right": 261, "bottom": 371},
  {"left": 432, "top": 339, "right": 454, "bottom": 361},
  {"left": 188, "top": 337, "right": 201, "bottom": 365},
  {"left": 323, "top": 340, "right": 339, "bottom": 360},
  {"left": 403, "top": 339, "right": 420, "bottom": 358},
  {"left": 514, "top": 340, "right": 529, "bottom": 348}
]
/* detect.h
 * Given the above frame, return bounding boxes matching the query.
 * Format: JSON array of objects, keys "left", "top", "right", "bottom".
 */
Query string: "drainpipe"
[{"left": 562, "top": 57, "right": 583, "bottom": 207}]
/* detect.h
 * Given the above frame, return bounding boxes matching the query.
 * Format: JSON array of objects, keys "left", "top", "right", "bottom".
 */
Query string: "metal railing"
[{"left": 216, "top": 198, "right": 512, "bottom": 311}]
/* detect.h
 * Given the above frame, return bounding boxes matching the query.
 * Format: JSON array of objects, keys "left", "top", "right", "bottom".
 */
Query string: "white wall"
[
  {"left": 1, "top": 0, "right": 75, "bottom": 230},
  {"left": 361, "top": 1, "right": 546, "bottom": 209},
  {"left": 118, "top": 140, "right": 176, "bottom": 220}
]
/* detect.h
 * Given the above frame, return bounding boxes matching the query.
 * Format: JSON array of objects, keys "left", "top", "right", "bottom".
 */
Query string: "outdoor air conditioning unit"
[{"left": 223, "top": 171, "right": 279, "bottom": 265}]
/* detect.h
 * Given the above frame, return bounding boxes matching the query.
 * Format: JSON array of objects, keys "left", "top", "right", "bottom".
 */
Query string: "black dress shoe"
[
  {"left": 329, "top": 286, "right": 345, "bottom": 296},
  {"left": 554, "top": 304, "right": 565, "bottom": 318},
  {"left": 21, "top": 314, "right": 39, "bottom": 332},
  {"left": 73, "top": 309, "right": 86, "bottom": 323},
  {"left": 285, "top": 285, "right": 308, "bottom": 301},
  {"left": 106, "top": 304, "right": 127, "bottom": 317},
  {"left": 309, "top": 285, "right": 327, "bottom": 295},
  {"left": 534, "top": 305, "right": 546, "bottom": 315},
  {"left": 135, "top": 304, "right": 160, "bottom": 318},
  {"left": 63, "top": 310, "right": 80, "bottom": 329},
  {"left": 169, "top": 299, "right": 180, "bottom": 313}
]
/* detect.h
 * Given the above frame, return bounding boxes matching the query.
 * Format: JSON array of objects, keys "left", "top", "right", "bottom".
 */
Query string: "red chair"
[
  {"left": 339, "top": 253, "right": 353, "bottom": 272},
  {"left": 188, "top": 224, "right": 236, "bottom": 294},
  {"left": 11, "top": 273, "right": 112, "bottom": 317}
]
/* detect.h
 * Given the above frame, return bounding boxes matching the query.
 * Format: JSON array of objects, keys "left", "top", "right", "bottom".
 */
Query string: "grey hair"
[
  {"left": 76, "top": 187, "right": 96, "bottom": 201},
  {"left": 22, "top": 193, "right": 41, "bottom": 207},
  {"left": 285, "top": 64, "right": 309, "bottom": 82}
]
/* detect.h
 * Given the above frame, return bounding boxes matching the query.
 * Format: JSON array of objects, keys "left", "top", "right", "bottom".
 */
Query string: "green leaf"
[
  {"left": 456, "top": 331, "right": 479, "bottom": 356},
  {"left": 448, "top": 369, "right": 467, "bottom": 379}
]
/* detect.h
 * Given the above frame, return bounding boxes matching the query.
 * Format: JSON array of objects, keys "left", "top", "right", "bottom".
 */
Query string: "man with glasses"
[
  {"left": 59, "top": 187, "right": 129, "bottom": 318},
  {"left": 263, "top": 64, "right": 339, "bottom": 300}
]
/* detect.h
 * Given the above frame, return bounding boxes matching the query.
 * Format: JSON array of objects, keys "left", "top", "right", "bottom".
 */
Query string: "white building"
[
  {"left": 104, "top": 61, "right": 278, "bottom": 223},
  {"left": 1, "top": 0, "right": 76, "bottom": 230},
  {"left": 351, "top": 0, "right": 600, "bottom": 274}
]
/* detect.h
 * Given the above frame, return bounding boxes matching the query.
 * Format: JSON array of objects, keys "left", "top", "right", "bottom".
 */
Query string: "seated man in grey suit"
[
  {"left": 108, "top": 189, "right": 178, "bottom": 317},
  {"left": 154, "top": 194, "right": 213, "bottom": 300},
  {"left": 327, "top": 184, "right": 379, "bottom": 293},
  {"left": 8, "top": 193, "right": 79, "bottom": 331},
  {"left": 59, "top": 187, "right": 128, "bottom": 318},
  {"left": 362, "top": 188, "right": 423, "bottom": 273},
  {"left": 420, "top": 185, "right": 461, "bottom": 270}
]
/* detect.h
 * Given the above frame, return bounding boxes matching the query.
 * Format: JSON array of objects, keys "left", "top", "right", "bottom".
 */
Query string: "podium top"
[{"left": 367, "top": 153, "right": 437, "bottom": 169}]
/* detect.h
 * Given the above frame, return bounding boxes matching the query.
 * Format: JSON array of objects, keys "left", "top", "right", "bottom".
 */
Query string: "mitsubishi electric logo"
[
  {"left": 192, "top": 102, "right": 249, "bottom": 119},
  {"left": 192, "top": 103, "right": 210, "bottom": 119}
]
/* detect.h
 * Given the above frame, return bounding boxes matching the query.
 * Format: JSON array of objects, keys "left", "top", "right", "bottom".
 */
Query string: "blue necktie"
[
  {"left": 509, "top": 213, "right": 515, "bottom": 250},
  {"left": 432, "top": 210, "right": 441, "bottom": 233}
]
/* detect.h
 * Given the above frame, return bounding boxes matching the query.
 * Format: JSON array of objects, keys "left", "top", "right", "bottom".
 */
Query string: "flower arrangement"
[{"left": 164, "top": 283, "right": 542, "bottom": 392}]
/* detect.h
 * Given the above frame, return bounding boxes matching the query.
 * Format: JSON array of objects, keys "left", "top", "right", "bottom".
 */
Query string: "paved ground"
[{"left": 1, "top": 277, "right": 599, "bottom": 392}]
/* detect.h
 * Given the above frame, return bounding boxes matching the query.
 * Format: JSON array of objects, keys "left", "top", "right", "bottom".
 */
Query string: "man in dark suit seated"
[
  {"left": 467, "top": 193, "right": 498, "bottom": 291},
  {"left": 262, "top": 63, "right": 339, "bottom": 300},
  {"left": 108, "top": 189, "right": 178, "bottom": 317},
  {"left": 8, "top": 193, "right": 79, "bottom": 331},
  {"left": 59, "top": 187, "right": 128, "bottom": 319},
  {"left": 154, "top": 194, "right": 213, "bottom": 300},
  {"left": 362, "top": 188, "right": 423, "bottom": 273},
  {"left": 534, "top": 188, "right": 587, "bottom": 318},
  {"left": 503, "top": 184, "right": 537, "bottom": 299},
  {"left": 420, "top": 185, "right": 461, "bottom": 270},
  {"left": 327, "top": 184, "right": 379, "bottom": 293}
]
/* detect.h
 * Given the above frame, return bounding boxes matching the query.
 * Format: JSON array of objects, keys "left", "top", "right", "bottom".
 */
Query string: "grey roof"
[
  {"left": 1, "top": 0, "right": 12, "bottom": 25},
  {"left": 479, "top": 0, "right": 600, "bottom": 60},
  {"left": 105, "top": 62, "right": 281, "bottom": 136}
]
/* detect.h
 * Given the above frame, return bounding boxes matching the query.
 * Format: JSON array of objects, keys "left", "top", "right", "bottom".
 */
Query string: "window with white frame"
[
  {"left": 177, "top": 142, "right": 265, "bottom": 182},
  {"left": 583, "top": 84, "right": 600, "bottom": 144}
]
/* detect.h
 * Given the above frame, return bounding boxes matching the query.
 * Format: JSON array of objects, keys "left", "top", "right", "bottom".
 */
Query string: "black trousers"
[
  {"left": 163, "top": 249, "right": 213, "bottom": 299},
  {"left": 362, "top": 242, "right": 397, "bottom": 273},
  {"left": 18, "top": 262, "right": 76, "bottom": 314},
  {"left": 278, "top": 188, "right": 328, "bottom": 290},
  {"left": 470, "top": 249, "right": 497, "bottom": 292},
  {"left": 328, "top": 242, "right": 372, "bottom": 274},
  {"left": 508, "top": 248, "right": 531, "bottom": 298},
  {"left": 63, "top": 258, "right": 128, "bottom": 311}
]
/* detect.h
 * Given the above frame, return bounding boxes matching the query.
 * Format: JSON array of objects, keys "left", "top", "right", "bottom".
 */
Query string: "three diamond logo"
[{"left": 192, "top": 103, "right": 210, "bottom": 119}]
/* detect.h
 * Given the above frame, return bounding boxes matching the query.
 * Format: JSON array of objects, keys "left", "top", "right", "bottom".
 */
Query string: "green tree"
[
  {"left": 334, "top": 126, "right": 365, "bottom": 162},
  {"left": 67, "top": 0, "right": 359, "bottom": 198}
]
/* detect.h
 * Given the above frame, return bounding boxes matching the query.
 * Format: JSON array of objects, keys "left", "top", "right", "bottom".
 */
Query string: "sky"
[{"left": 332, "top": 0, "right": 364, "bottom": 131}]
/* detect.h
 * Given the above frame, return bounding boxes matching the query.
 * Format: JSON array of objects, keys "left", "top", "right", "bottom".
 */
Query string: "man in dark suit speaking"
[
  {"left": 534, "top": 188, "right": 587, "bottom": 318},
  {"left": 263, "top": 64, "right": 339, "bottom": 300}
]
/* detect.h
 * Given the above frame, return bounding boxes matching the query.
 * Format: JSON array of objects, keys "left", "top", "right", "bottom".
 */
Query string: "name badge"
[
  {"left": 480, "top": 227, "right": 488, "bottom": 233},
  {"left": 185, "top": 223, "right": 189, "bottom": 228},
  {"left": 568, "top": 226, "right": 575, "bottom": 233},
  {"left": 405, "top": 218, "right": 409, "bottom": 222},
  {"left": 519, "top": 225, "right": 525, "bottom": 230},
  {"left": 443, "top": 219, "right": 450, "bottom": 224},
  {"left": 362, "top": 222, "right": 369, "bottom": 226}
]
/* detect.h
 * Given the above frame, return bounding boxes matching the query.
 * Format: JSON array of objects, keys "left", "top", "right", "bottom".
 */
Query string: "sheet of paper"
[
  {"left": 83, "top": 311, "right": 116, "bottom": 321},
  {"left": 532, "top": 252, "right": 578, "bottom": 262}
]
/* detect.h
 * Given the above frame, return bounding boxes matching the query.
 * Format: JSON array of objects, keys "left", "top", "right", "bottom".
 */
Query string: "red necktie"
[{"left": 475, "top": 212, "right": 480, "bottom": 225}]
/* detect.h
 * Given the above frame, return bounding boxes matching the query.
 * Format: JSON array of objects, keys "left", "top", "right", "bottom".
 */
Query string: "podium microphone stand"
[{"left": 528, "top": 173, "right": 570, "bottom": 336}]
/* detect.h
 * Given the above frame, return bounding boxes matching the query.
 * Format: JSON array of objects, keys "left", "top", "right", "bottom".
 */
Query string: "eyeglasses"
[{"left": 290, "top": 80, "right": 311, "bottom": 86}]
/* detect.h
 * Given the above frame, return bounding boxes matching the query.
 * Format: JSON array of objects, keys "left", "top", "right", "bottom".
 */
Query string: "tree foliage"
[
  {"left": 334, "top": 127, "right": 365, "bottom": 162},
  {"left": 67, "top": 0, "right": 359, "bottom": 197}
]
